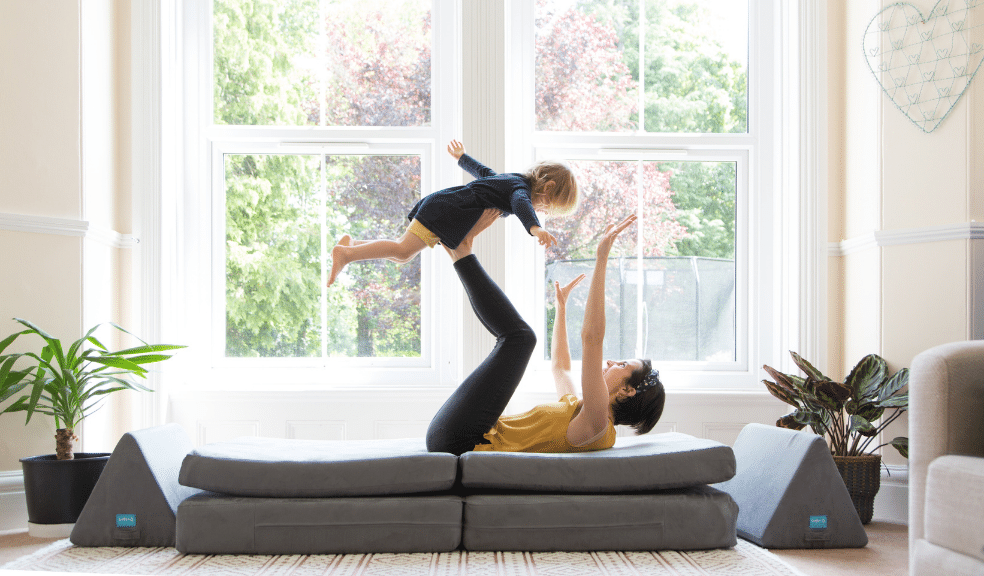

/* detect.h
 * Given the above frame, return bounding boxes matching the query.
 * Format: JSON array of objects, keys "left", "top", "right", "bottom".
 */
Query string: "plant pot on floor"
[
  {"left": 833, "top": 453, "right": 881, "bottom": 524},
  {"left": 20, "top": 452, "right": 111, "bottom": 537}
]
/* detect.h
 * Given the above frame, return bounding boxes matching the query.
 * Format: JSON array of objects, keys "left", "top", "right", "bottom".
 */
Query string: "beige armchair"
[{"left": 909, "top": 340, "right": 984, "bottom": 576}]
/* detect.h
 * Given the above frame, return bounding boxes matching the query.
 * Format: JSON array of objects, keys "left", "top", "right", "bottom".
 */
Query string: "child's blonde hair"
[{"left": 525, "top": 161, "right": 579, "bottom": 216}]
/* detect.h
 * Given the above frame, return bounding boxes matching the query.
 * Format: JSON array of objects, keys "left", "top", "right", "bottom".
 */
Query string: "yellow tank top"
[{"left": 472, "top": 394, "right": 616, "bottom": 453}]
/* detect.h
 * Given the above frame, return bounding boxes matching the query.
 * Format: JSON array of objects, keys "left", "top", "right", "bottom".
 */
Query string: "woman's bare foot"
[{"left": 327, "top": 235, "right": 352, "bottom": 287}]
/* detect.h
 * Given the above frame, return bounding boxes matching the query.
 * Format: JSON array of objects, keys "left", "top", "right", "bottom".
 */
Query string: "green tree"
[
  {"left": 224, "top": 155, "right": 322, "bottom": 357},
  {"left": 213, "top": 0, "right": 317, "bottom": 125},
  {"left": 324, "top": 156, "right": 422, "bottom": 357}
]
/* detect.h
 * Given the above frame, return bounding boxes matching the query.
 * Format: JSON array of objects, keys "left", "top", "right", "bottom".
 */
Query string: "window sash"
[
  {"left": 174, "top": 0, "right": 463, "bottom": 389},
  {"left": 506, "top": 0, "right": 775, "bottom": 390},
  {"left": 529, "top": 147, "right": 749, "bottom": 372},
  {"left": 209, "top": 140, "right": 435, "bottom": 366}
]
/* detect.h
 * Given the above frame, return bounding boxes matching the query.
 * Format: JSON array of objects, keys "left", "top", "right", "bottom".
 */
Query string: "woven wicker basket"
[{"left": 832, "top": 453, "right": 881, "bottom": 524}]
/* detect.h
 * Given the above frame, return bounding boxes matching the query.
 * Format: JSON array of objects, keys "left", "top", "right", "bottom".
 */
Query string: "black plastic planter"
[{"left": 20, "top": 453, "right": 111, "bottom": 525}]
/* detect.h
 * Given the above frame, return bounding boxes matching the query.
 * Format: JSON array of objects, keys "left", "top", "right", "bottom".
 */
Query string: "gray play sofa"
[{"left": 70, "top": 424, "right": 740, "bottom": 554}]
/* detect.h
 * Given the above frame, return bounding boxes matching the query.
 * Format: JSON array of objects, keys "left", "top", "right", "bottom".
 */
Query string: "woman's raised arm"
[
  {"left": 566, "top": 214, "right": 637, "bottom": 446},
  {"left": 551, "top": 274, "right": 585, "bottom": 400}
]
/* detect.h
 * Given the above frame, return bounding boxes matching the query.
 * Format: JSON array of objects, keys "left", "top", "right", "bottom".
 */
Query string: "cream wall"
[
  {"left": 7, "top": 0, "right": 973, "bottom": 532},
  {"left": 828, "top": 0, "right": 984, "bottom": 473},
  {"left": 0, "top": 0, "right": 84, "bottom": 466},
  {"left": 0, "top": 0, "right": 132, "bottom": 528}
]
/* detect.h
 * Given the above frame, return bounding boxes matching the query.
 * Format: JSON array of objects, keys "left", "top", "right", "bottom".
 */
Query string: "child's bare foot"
[{"left": 327, "top": 237, "right": 352, "bottom": 287}]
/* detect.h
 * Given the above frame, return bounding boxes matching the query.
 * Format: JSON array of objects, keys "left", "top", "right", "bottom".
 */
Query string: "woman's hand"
[
  {"left": 554, "top": 274, "right": 585, "bottom": 309},
  {"left": 596, "top": 214, "right": 637, "bottom": 258},
  {"left": 447, "top": 139, "right": 465, "bottom": 160}
]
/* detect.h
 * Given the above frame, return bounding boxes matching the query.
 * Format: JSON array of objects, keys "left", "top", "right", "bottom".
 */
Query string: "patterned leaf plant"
[
  {"left": 0, "top": 318, "right": 185, "bottom": 459},
  {"left": 762, "top": 352, "right": 908, "bottom": 458}
]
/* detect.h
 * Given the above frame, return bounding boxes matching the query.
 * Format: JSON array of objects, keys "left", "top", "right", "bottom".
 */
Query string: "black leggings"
[{"left": 425, "top": 255, "right": 536, "bottom": 455}]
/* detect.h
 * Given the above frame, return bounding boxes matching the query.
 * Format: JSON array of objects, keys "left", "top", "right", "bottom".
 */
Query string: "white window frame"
[
  {"left": 140, "top": 0, "right": 825, "bottom": 406},
  {"left": 170, "top": 0, "right": 464, "bottom": 390},
  {"left": 504, "top": 0, "right": 782, "bottom": 391}
]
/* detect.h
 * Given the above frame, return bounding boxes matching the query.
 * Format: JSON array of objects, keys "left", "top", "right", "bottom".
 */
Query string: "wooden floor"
[
  {"left": 772, "top": 522, "right": 908, "bottom": 576},
  {"left": 1, "top": 522, "right": 908, "bottom": 576}
]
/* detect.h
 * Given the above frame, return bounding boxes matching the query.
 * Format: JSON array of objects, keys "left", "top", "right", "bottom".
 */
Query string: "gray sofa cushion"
[
  {"left": 459, "top": 432, "right": 735, "bottom": 492},
  {"left": 176, "top": 493, "right": 462, "bottom": 554},
  {"left": 179, "top": 437, "right": 457, "bottom": 497},
  {"left": 71, "top": 424, "right": 202, "bottom": 547},
  {"left": 462, "top": 486, "right": 738, "bottom": 551},
  {"left": 713, "top": 424, "right": 868, "bottom": 549}
]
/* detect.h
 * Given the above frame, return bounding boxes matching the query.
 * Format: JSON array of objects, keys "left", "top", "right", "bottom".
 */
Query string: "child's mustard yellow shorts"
[{"left": 408, "top": 219, "right": 440, "bottom": 248}]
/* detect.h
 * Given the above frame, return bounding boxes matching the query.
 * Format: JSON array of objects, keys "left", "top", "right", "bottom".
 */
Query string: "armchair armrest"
[{"left": 909, "top": 341, "right": 984, "bottom": 550}]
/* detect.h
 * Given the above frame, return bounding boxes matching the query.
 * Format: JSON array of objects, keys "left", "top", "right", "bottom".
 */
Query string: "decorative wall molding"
[
  {"left": 0, "top": 470, "right": 23, "bottom": 492},
  {"left": 785, "top": 0, "right": 830, "bottom": 373},
  {"left": 828, "top": 221, "right": 984, "bottom": 257},
  {"left": 874, "top": 464, "right": 909, "bottom": 525},
  {"left": 0, "top": 212, "right": 139, "bottom": 249},
  {"left": 0, "top": 471, "right": 27, "bottom": 535}
]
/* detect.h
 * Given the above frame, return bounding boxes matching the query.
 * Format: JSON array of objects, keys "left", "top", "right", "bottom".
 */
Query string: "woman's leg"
[{"left": 425, "top": 254, "right": 536, "bottom": 455}]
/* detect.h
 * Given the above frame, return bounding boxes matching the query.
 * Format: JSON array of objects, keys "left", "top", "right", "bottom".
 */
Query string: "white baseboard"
[
  {"left": 872, "top": 465, "right": 908, "bottom": 525},
  {"left": 0, "top": 471, "right": 27, "bottom": 534}
]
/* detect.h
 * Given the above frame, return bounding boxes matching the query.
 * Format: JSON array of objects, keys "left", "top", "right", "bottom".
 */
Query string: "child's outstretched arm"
[
  {"left": 449, "top": 139, "right": 497, "bottom": 180},
  {"left": 529, "top": 225, "right": 558, "bottom": 249}
]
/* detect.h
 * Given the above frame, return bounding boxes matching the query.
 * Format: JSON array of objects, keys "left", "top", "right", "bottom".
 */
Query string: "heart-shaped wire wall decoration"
[{"left": 863, "top": 0, "right": 984, "bottom": 133}]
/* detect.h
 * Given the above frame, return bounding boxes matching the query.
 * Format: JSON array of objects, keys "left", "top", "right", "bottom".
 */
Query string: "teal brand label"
[
  {"left": 809, "top": 515, "right": 827, "bottom": 529},
  {"left": 116, "top": 514, "right": 136, "bottom": 528}
]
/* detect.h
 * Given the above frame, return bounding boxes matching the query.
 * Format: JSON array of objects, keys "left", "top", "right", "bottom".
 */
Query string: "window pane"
[
  {"left": 213, "top": 0, "right": 432, "bottom": 127},
  {"left": 325, "top": 155, "right": 422, "bottom": 357},
  {"left": 543, "top": 159, "right": 736, "bottom": 362},
  {"left": 213, "top": 0, "right": 320, "bottom": 125},
  {"left": 224, "top": 153, "right": 422, "bottom": 359},
  {"left": 621, "top": 255, "right": 736, "bottom": 361},
  {"left": 535, "top": 0, "right": 747, "bottom": 133},
  {"left": 323, "top": 0, "right": 432, "bottom": 126},
  {"left": 225, "top": 154, "right": 323, "bottom": 357},
  {"left": 535, "top": 1, "right": 638, "bottom": 131},
  {"left": 642, "top": 0, "right": 747, "bottom": 133}
]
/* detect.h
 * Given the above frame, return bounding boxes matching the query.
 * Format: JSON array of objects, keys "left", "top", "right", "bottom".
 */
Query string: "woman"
[{"left": 426, "top": 210, "right": 665, "bottom": 455}]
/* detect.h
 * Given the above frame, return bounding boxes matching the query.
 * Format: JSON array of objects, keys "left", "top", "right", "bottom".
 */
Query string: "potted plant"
[
  {"left": 0, "top": 318, "right": 184, "bottom": 534},
  {"left": 761, "top": 352, "right": 908, "bottom": 524}
]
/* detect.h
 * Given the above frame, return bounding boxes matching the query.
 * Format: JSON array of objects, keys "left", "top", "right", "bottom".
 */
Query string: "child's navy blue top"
[{"left": 407, "top": 154, "right": 541, "bottom": 249}]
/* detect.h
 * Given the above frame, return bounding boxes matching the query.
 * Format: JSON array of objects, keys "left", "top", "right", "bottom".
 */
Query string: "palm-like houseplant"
[
  {"left": 762, "top": 351, "right": 908, "bottom": 523},
  {"left": 0, "top": 318, "right": 184, "bottom": 531},
  {"left": 0, "top": 318, "right": 184, "bottom": 459}
]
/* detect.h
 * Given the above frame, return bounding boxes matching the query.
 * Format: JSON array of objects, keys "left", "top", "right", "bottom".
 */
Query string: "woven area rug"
[{"left": 1, "top": 539, "right": 808, "bottom": 576}]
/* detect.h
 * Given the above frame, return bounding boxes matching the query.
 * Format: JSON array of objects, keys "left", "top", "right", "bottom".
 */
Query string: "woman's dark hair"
[{"left": 612, "top": 359, "right": 665, "bottom": 435}]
